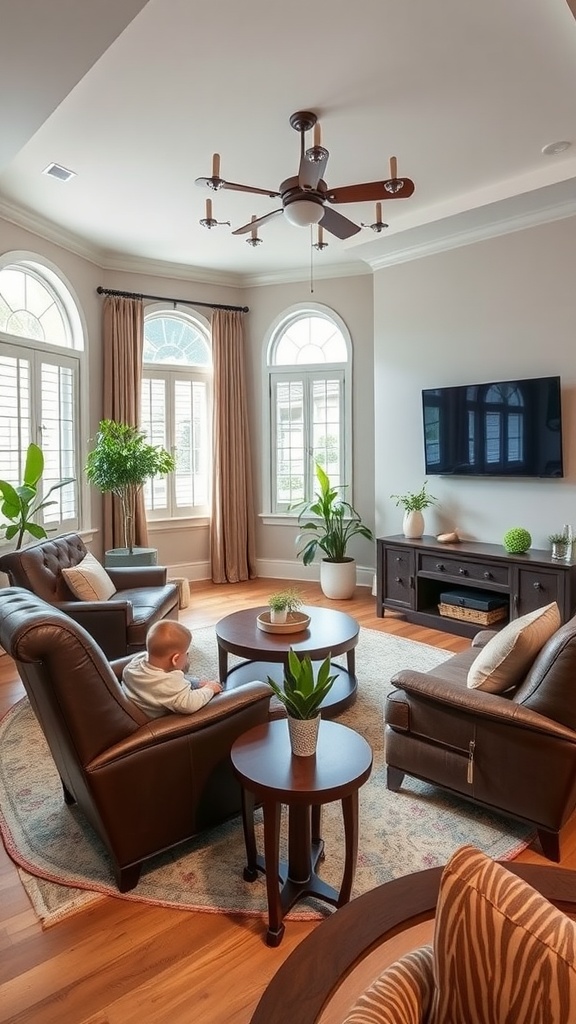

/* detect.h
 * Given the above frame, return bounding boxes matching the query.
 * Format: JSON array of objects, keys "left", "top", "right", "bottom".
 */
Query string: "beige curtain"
[
  {"left": 210, "top": 309, "right": 256, "bottom": 582},
  {"left": 102, "top": 295, "right": 148, "bottom": 552}
]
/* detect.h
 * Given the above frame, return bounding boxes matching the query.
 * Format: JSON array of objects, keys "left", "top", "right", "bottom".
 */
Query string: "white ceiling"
[{"left": 2, "top": 0, "right": 576, "bottom": 285}]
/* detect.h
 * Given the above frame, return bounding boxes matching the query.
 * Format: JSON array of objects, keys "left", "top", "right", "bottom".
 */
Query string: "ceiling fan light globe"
[{"left": 284, "top": 199, "right": 324, "bottom": 227}]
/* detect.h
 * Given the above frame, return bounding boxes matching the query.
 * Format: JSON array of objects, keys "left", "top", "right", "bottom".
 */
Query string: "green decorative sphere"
[{"left": 503, "top": 527, "right": 532, "bottom": 554}]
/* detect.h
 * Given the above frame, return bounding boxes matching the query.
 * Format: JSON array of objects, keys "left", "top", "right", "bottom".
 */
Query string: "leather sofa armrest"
[
  {"left": 88, "top": 682, "right": 272, "bottom": 767},
  {"left": 389, "top": 670, "right": 576, "bottom": 740},
  {"left": 106, "top": 565, "right": 168, "bottom": 588},
  {"left": 110, "top": 655, "right": 134, "bottom": 678},
  {"left": 471, "top": 629, "right": 498, "bottom": 649},
  {"left": 56, "top": 598, "right": 134, "bottom": 627}
]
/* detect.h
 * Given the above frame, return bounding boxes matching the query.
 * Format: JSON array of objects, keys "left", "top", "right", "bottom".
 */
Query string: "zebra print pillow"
[
  {"left": 342, "top": 945, "right": 434, "bottom": 1024},
  {"left": 430, "top": 845, "right": 576, "bottom": 1023}
]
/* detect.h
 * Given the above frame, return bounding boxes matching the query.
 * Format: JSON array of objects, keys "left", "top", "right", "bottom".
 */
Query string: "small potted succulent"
[
  {"left": 390, "top": 481, "right": 437, "bottom": 539},
  {"left": 266, "top": 649, "right": 337, "bottom": 756},
  {"left": 549, "top": 530, "right": 572, "bottom": 562},
  {"left": 267, "top": 587, "right": 303, "bottom": 624}
]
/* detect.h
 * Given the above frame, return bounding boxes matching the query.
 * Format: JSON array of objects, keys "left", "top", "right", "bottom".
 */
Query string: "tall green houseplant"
[
  {"left": 294, "top": 462, "right": 374, "bottom": 565},
  {"left": 0, "top": 443, "right": 74, "bottom": 550},
  {"left": 85, "top": 420, "right": 175, "bottom": 554}
]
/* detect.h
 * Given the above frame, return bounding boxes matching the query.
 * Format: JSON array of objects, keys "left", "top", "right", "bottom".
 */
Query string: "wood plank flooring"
[{"left": 1, "top": 579, "right": 575, "bottom": 1023}]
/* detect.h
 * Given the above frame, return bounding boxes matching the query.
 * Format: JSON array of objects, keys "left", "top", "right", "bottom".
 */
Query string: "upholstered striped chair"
[{"left": 251, "top": 846, "right": 576, "bottom": 1024}]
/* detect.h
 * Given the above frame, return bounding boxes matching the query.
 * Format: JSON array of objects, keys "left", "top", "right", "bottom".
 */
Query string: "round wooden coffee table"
[
  {"left": 231, "top": 719, "right": 373, "bottom": 946},
  {"left": 215, "top": 605, "right": 360, "bottom": 717}
]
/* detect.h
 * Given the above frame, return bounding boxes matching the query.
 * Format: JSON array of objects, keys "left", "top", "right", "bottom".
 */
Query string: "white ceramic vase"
[
  {"left": 403, "top": 510, "right": 425, "bottom": 539},
  {"left": 320, "top": 558, "right": 357, "bottom": 600},
  {"left": 287, "top": 714, "right": 320, "bottom": 757}
]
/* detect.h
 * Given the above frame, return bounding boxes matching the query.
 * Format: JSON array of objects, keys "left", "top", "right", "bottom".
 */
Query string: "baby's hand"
[{"left": 202, "top": 680, "right": 223, "bottom": 694}]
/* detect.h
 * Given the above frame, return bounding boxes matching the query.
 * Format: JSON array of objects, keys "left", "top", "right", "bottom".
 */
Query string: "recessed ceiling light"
[
  {"left": 42, "top": 162, "right": 76, "bottom": 182},
  {"left": 541, "top": 141, "right": 571, "bottom": 156}
]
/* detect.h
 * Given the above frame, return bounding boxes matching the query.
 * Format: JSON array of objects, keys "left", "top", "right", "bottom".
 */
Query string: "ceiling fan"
[{"left": 195, "top": 110, "right": 415, "bottom": 241}]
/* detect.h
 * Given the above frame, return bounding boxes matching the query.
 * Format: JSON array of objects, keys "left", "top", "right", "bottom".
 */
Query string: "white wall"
[{"left": 373, "top": 216, "right": 576, "bottom": 549}]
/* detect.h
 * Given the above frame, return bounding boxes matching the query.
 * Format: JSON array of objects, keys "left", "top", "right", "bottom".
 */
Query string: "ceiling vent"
[{"left": 42, "top": 162, "right": 76, "bottom": 182}]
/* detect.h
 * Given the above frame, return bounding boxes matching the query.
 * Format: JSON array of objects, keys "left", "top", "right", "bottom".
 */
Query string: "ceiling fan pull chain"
[{"left": 310, "top": 226, "right": 314, "bottom": 294}]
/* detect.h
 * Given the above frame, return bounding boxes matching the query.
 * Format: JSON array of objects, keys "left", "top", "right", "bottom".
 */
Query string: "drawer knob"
[
  {"left": 395, "top": 576, "right": 402, "bottom": 583},
  {"left": 436, "top": 563, "right": 445, "bottom": 571},
  {"left": 459, "top": 568, "right": 468, "bottom": 576},
  {"left": 533, "top": 582, "right": 543, "bottom": 591},
  {"left": 483, "top": 571, "right": 493, "bottom": 580}
]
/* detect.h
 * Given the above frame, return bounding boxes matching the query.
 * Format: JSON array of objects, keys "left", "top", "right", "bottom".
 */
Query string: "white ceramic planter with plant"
[
  {"left": 390, "top": 482, "right": 437, "bottom": 540},
  {"left": 267, "top": 587, "right": 303, "bottom": 624},
  {"left": 266, "top": 649, "right": 337, "bottom": 756},
  {"left": 293, "top": 462, "right": 374, "bottom": 600}
]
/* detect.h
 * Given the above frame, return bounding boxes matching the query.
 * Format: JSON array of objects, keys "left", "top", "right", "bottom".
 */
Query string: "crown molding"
[
  {"left": 98, "top": 251, "right": 242, "bottom": 289},
  {"left": 0, "top": 197, "right": 104, "bottom": 267},
  {"left": 364, "top": 195, "right": 576, "bottom": 271},
  {"left": 238, "top": 260, "right": 371, "bottom": 288}
]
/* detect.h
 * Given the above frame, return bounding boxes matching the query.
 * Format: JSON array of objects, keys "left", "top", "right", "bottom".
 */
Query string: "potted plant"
[
  {"left": 266, "top": 649, "right": 337, "bottom": 755},
  {"left": 0, "top": 443, "right": 74, "bottom": 550},
  {"left": 390, "top": 481, "right": 437, "bottom": 539},
  {"left": 293, "top": 462, "right": 374, "bottom": 600},
  {"left": 549, "top": 530, "right": 572, "bottom": 562},
  {"left": 85, "top": 420, "right": 175, "bottom": 562},
  {"left": 267, "top": 587, "right": 303, "bottom": 624}
]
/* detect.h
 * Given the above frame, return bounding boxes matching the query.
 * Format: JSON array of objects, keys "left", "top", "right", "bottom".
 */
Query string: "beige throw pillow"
[
  {"left": 467, "top": 601, "right": 560, "bottom": 693},
  {"left": 62, "top": 551, "right": 117, "bottom": 601}
]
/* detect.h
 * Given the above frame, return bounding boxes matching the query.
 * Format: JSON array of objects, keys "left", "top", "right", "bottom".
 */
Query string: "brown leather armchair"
[
  {"left": 385, "top": 615, "right": 576, "bottom": 862},
  {"left": 0, "top": 532, "right": 179, "bottom": 660},
  {"left": 0, "top": 587, "right": 272, "bottom": 892}
]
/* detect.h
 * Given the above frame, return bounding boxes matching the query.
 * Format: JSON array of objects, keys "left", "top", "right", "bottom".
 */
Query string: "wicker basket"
[
  {"left": 168, "top": 576, "right": 190, "bottom": 610},
  {"left": 438, "top": 602, "right": 507, "bottom": 626}
]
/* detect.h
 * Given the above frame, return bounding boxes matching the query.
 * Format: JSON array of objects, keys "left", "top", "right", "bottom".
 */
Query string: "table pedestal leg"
[
  {"left": 240, "top": 788, "right": 259, "bottom": 882},
  {"left": 217, "top": 644, "right": 228, "bottom": 683},
  {"left": 338, "top": 791, "right": 359, "bottom": 906},
  {"left": 262, "top": 799, "right": 284, "bottom": 947}
]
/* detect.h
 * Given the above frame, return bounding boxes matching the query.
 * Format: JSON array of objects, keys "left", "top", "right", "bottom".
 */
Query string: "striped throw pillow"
[{"left": 342, "top": 945, "right": 434, "bottom": 1024}]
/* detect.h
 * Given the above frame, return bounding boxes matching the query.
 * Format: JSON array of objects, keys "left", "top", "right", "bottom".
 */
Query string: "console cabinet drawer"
[
  {"left": 419, "top": 554, "right": 509, "bottom": 587},
  {"left": 383, "top": 546, "right": 414, "bottom": 608},
  {"left": 515, "top": 569, "right": 563, "bottom": 617}
]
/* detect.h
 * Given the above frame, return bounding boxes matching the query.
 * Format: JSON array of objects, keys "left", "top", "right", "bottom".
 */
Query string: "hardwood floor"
[{"left": 1, "top": 579, "right": 575, "bottom": 1023}]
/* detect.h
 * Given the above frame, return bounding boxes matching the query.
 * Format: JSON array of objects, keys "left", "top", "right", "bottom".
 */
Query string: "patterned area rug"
[{"left": 0, "top": 626, "right": 535, "bottom": 927}]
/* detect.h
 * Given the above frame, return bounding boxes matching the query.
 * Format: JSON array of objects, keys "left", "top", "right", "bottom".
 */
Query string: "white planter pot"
[
  {"left": 320, "top": 558, "right": 357, "bottom": 600},
  {"left": 403, "top": 510, "right": 425, "bottom": 540},
  {"left": 269, "top": 607, "right": 287, "bottom": 623},
  {"left": 287, "top": 714, "right": 320, "bottom": 757}
]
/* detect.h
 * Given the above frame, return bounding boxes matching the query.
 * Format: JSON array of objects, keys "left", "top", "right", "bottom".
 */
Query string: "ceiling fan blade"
[
  {"left": 299, "top": 149, "right": 329, "bottom": 191},
  {"left": 319, "top": 206, "right": 361, "bottom": 240},
  {"left": 232, "top": 209, "right": 284, "bottom": 235},
  {"left": 326, "top": 178, "right": 415, "bottom": 204}
]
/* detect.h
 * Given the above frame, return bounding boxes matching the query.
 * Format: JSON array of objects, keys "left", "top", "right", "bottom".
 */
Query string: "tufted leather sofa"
[
  {"left": 0, "top": 532, "right": 179, "bottom": 660},
  {"left": 385, "top": 614, "right": 576, "bottom": 862},
  {"left": 0, "top": 587, "right": 272, "bottom": 891}
]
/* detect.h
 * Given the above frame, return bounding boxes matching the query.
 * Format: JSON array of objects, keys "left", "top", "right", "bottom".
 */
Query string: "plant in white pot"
[
  {"left": 294, "top": 462, "right": 374, "bottom": 600},
  {"left": 391, "top": 482, "right": 437, "bottom": 540},
  {"left": 267, "top": 587, "right": 303, "bottom": 624},
  {"left": 266, "top": 649, "right": 337, "bottom": 756},
  {"left": 85, "top": 420, "right": 175, "bottom": 563}
]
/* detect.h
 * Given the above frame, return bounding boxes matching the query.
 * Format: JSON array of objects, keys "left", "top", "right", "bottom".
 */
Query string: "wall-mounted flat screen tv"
[{"left": 422, "top": 375, "right": 563, "bottom": 477}]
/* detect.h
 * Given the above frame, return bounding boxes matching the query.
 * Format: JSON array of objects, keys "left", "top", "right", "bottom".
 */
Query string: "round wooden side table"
[{"left": 231, "top": 719, "right": 373, "bottom": 946}]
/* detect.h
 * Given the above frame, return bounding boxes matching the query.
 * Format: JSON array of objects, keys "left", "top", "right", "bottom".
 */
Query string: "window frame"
[
  {"left": 0, "top": 252, "right": 87, "bottom": 542},
  {"left": 264, "top": 303, "right": 353, "bottom": 518},
  {"left": 142, "top": 305, "right": 212, "bottom": 522}
]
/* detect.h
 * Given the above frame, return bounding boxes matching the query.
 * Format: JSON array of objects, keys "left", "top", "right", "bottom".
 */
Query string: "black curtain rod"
[{"left": 96, "top": 286, "right": 249, "bottom": 313}]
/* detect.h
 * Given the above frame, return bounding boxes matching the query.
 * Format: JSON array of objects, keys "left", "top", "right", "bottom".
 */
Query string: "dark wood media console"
[{"left": 376, "top": 535, "right": 576, "bottom": 638}]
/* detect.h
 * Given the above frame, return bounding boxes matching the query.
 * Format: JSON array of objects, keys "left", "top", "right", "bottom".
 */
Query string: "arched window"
[
  {"left": 0, "top": 256, "right": 83, "bottom": 536},
  {"left": 141, "top": 308, "right": 212, "bottom": 518},
  {"left": 267, "top": 306, "right": 351, "bottom": 513}
]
